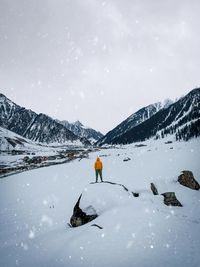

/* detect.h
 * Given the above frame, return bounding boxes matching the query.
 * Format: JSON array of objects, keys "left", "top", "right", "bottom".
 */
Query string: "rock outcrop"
[
  {"left": 69, "top": 182, "right": 135, "bottom": 227},
  {"left": 161, "top": 192, "right": 182, "bottom": 207},
  {"left": 132, "top": 192, "right": 139, "bottom": 197},
  {"left": 70, "top": 195, "right": 98, "bottom": 227},
  {"left": 178, "top": 170, "right": 200, "bottom": 190},
  {"left": 150, "top": 183, "right": 159, "bottom": 195},
  {"left": 123, "top": 157, "right": 131, "bottom": 162}
]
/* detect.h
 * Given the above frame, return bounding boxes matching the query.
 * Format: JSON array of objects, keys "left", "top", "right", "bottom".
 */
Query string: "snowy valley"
[
  {"left": 0, "top": 138, "right": 200, "bottom": 267},
  {"left": 0, "top": 88, "right": 200, "bottom": 267},
  {"left": 1, "top": 0, "right": 200, "bottom": 266}
]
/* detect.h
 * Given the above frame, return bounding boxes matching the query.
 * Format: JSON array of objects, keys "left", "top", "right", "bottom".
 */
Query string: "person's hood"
[{"left": 96, "top": 157, "right": 100, "bottom": 161}]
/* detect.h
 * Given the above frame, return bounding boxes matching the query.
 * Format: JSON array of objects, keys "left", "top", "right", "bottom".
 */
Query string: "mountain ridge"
[
  {"left": 97, "top": 88, "right": 200, "bottom": 145},
  {"left": 58, "top": 119, "right": 103, "bottom": 144},
  {"left": 0, "top": 93, "right": 88, "bottom": 146}
]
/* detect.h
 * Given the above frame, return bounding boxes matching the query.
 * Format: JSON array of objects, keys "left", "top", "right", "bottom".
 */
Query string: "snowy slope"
[
  {"left": 0, "top": 138, "right": 200, "bottom": 267},
  {"left": 97, "top": 102, "right": 163, "bottom": 145},
  {"left": 0, "top": 94, "right": 85, "bottom": 145},
  {"left": 0, "top": 126, "right": 45, "bottom": 152},
  {"left": 0, "top": 126, "right": 83, "bottom": 152},
  {"left": 98, "top": 88, "right": 200, "bottom": 145},
  {"left": 97, "top": 99, "right": 173, "bottom": 146}
]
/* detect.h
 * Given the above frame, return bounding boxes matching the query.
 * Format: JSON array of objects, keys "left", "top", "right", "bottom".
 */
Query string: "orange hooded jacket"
[{"left": 94, "top": 157, "right": 103, "bottom": 170}]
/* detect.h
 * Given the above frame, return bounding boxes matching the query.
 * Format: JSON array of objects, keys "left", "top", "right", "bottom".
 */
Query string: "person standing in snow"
[{"left": 94, "top": 157, "right": 103, "bottom": 182}]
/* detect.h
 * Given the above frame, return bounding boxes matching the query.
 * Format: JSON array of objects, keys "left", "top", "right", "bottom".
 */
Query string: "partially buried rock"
[
  {"left": 161, "top": 192, "right": 182, "bottom": 207},
  {"left": 178, "top": 170, "right": 200, "bottom": 190},
  {"left": 70, "top": 195, "right": 98, "bottom": 227},
  {"left": 132, "top": 192, "right": 139, "bottom": 197},
  {"left": 123, "top": 157, "right": 131, "bottom": 162},
  {"left": 150, "top": 183, "right": 159, "bottom": 195},
  {"left": 70, "top": 182, "right": 132, "bottom": 227}
]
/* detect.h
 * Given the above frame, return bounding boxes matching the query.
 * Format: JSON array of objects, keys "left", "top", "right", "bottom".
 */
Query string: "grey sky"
[{"left": 0, "top": 0, "right": 200, "bottom": 134}]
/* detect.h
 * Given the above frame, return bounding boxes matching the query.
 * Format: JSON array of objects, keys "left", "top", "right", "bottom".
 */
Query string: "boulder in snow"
[
  {"left": 165, "top": 141, "right": 173, "bottom": 144},
  {"left": 150, "top": 183, "right": 159, "bottom": 195},
  {"left": 178, "top": 170, "right": 200, "bottom": 190},
  {"left": 135, "top": 144, "right": 147, "bottom": 147},
  {"left": 70, "top": 182, "right": 132, "bottom": 227},
  {"left": 161, "top": 192, "right": 182, "bottom": 207},
  {"left": 70, "top": 195, "right": 98, "bottom": 227},
  {"left": 132, "top": 192, "right": 139, "bottom": 197},
  {"left": 123, "top": 157, "right": 131, "bottom": 162}
]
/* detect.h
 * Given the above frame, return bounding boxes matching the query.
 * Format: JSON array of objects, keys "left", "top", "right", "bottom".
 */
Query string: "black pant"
[{"left": 95, "top": 169, "right": 103, "bottom": 182}]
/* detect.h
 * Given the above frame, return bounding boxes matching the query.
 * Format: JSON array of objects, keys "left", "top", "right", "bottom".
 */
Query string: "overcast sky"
[{"left": 0, "top": 0, "right": 200, "bottom": 133}]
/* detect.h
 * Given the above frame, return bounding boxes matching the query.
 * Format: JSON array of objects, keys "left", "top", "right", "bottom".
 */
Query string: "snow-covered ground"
[{"left": 0, "top": 138, "right": 200, "bottom": 267}]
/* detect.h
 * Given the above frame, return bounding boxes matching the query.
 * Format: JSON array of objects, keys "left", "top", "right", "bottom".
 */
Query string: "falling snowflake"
[
  {"left": 21, "top": 242, "right": 28, "bottom": 251},
  {"left": 29, "top": 229, "right": 35, "bottom": 239},
  {"left": 127, "top": 240, "right": 133, "bottom": 249},
  {"left": 101, "top": 233, "right": 105, "bottom": 238},
  {"left": 132, "top": 233, "right": 136, "bottom": 238}
]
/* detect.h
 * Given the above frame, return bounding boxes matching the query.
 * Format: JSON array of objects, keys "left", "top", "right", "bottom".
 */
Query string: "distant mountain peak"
[
  {"left": 74, "top": 120, "right": 83, "bottom": 127},
  {"left": 162, "top": 98, "right": 173, "bottom": 109},
  {"left": 58, "top": 119, "right": 103, "bottom": 144},
  {"left": 0, "top": 93, "right": 6, "bottom": 98},
  {"left": 0, "top": 93, "right": 11, "bottom": 103}
]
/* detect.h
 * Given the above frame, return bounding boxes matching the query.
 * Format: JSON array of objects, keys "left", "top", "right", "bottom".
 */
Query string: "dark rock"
[
  {"left": 135, "top": 144, "right": 147, "bottom": 147},
  {"left": 178, "top": 170, "right": 200, "bottom": 190},
  {"left": 161, "top": 192, "right": 182, "bottom": 207},
  {"left": 123, "top": 157, "right": 131, "bottom": 162},
  {"left": 165, "top": 141, "right": 173, "bottom": 144},
  {"left": 23, "top": 156, "right": 30, "bottom": 162},
  {"left": 70, "top": 195, "right": 98, "bottom": 227},
  {"left": 132, "top": 192, "right": 139, "bottom": 197},
  {"left": 150, "top": 183, "right": 159, "bottom": 195}
]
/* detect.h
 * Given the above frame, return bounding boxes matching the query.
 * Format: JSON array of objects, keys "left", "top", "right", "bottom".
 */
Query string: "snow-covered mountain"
[
  {"left": 0, "top": 94, "right": 87, "bottom": 146},
  {"left": 97, "top": 102, "right": 163, "bottom": 146},
  {"left": 97, "top": 88, "right": 200, "bottom": 145},
  {"left": 58, "top": 120, "right": 103, "bottom": 144},
  {"left": 162, "top": 98, "right": 174, "bottom": 109}
]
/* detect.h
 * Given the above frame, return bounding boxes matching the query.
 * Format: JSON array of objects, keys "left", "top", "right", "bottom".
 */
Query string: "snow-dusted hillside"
[
  {"left": 58, "top": 120, "right": 103, "bottom": 144},
  {"left": 0, "top": 138, "right": 200, "bottom": 267},
  {"left": 0, "top": 94, "right": 85, "bottom": 145},
  {"left": 0, "top": 126, "right": 83, "bottom": 152},
  {"left": 98, "top": 88, "right": 200, "bottom": 145},
  {"left": 0, "top": 126, "right": 45, "bottom": 152},
  {"left": 97, "top": 102, "right": 163, "bottom": 145}
]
